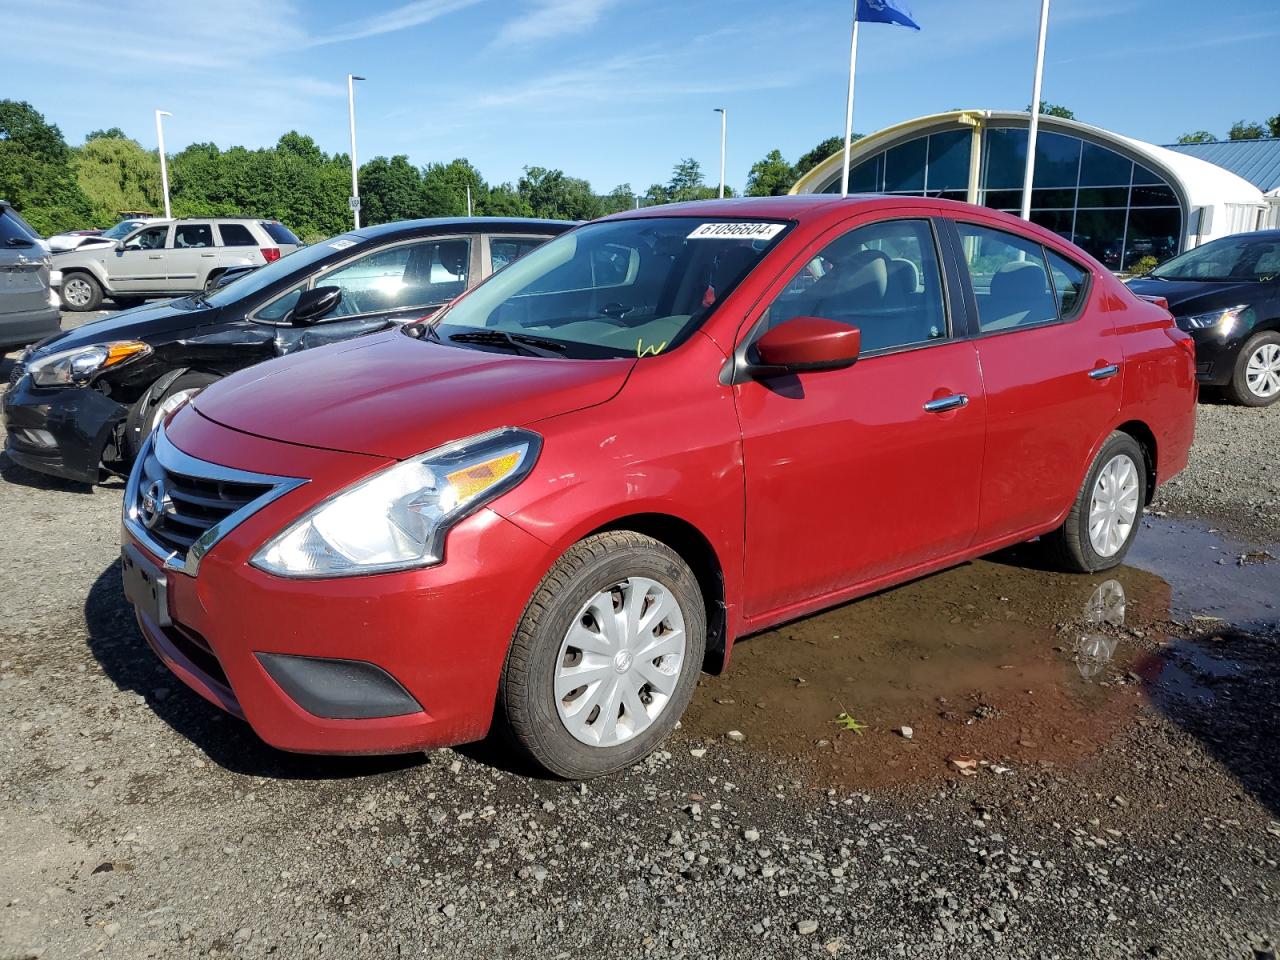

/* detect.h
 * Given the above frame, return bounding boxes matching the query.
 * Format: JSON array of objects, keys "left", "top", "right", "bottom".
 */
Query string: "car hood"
[
  {"left": 1125, "top": 277, "right": 1263, "bottom": 318},
  {"left": 193, "top": 330, "right": 635, "bottom": 460},
  {"left": 28, "top": 298, "right": 217, "bottom": 357}
]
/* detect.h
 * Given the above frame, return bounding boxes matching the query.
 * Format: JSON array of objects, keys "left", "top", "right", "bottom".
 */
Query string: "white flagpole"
[
  {"left": 840, "top": 4, "right": 860, "bottom": 197},
  {"left": 1020, "top": 0, "right": 1050, "bottom": 221}
]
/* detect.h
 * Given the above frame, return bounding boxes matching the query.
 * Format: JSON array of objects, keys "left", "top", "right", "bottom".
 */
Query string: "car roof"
[{"left": 352, "top": 217, "right": 574, "bottom": 242}]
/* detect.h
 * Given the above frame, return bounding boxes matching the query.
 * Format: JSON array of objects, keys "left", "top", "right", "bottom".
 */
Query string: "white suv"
[{"left": 53, "top": 218, "right": 302, "bottom": 311}]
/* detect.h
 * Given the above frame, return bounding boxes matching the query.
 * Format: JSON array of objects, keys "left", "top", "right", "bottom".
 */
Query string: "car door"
[
  {"left": 251, "top": 235, "right": 479, "bottom": 354},
  {"left": 108, "top": 224, "right": 172, "bottom": 291},
  {"left": 484, "top": 234, "right": 554, "bottom": 278},
  {"left": 736, "top": 211, "right": 986, "bottom": 620},
  {"left": 165, "top": 223, "right": 218, "bottom": 291},
  {"left": 947, "top": 217, "right": 1121, "bottom": 543}
]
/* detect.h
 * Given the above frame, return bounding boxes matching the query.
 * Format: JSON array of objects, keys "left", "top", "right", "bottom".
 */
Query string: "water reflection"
[{"left": 1074, "top": 580, "right": 1125, "bottom": 681}]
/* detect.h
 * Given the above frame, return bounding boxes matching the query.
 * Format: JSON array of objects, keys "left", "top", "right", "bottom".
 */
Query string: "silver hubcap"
[
  {"left": 149, "top": 388, "right": 201, "bottom": 433},
  {"left": 1088, "top": 454, "right": 1140, "bottom": 557},
  {"left": 555, "top": 577, "right": 686, "bottom": 748},
  {"left": 1245, "top": 343, "right": 1280, "bottom": 399},
  {"left": 64, "top": 277, "right": 90, "bottom": 306}
]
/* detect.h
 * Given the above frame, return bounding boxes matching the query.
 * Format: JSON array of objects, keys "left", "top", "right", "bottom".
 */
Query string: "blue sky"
[{"left": 6, "top": 0, "right": 1276, "bottom": 194}]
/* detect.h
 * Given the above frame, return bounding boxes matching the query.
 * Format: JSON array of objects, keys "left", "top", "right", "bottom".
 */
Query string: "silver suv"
[
  {"left": 53, "top": 217, "right": 302, "bottom": 311},
  {"left": 0, "top": 201, "right": 60, "bottom": 351}
]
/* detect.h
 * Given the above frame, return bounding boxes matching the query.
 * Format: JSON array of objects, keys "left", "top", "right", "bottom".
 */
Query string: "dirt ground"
[{"left": 2, "top": 316, "right": 1278, "bottom": 959}]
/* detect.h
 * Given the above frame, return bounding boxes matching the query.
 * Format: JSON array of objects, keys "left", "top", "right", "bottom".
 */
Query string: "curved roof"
[
  {"left": 1164, "top": 138, "right": 1280, "bottom": 195},
  {"left": 791, "top": 110, "right": 1265, "bottom": 209}
]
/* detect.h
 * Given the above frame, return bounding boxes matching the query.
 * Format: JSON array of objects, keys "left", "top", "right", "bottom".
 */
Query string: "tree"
[
  {"left": 74, "top": 136, "right": 162, "bottom": 224},
  {"left": 598, "top": 183, "right": 636, "bottom": 216},
  {"left": 276, "top": 131, "right": 326, "bottom": 166},
  {"left": 85, "top": 127, "right": 128, "bottom": 142},
  {"left": 358, "top": 155, "right": 426, "bottom": 225},
  {"left": 795, "top": 135, "right": 850, "bottom": 178},
  {"left": 421, "top": 158, "right": 486, "bottom": 217},
  {"left": 746, "top": 149, "right": 795, "bottom": 197},
  {"left": 1269, "top": 114, "right": 1280, "bottom": 138},
  {"left": 481, "top": 183, "right": 533, "bottom": 218},
  {"left": 0, "top": 99, "right": 91, "bottom": 234},
  {"left": 1228, "top": 120, "right": 1266, "bottom": 141},
  {"left": 1027, "top": 101, "right": 1075, "bottom": 119},
  {"left": 1177, "top": 131, "right": 1216, "bottom": 144},
  {"left": 517, "top": 166, "right": 601, "bottom": 221}
]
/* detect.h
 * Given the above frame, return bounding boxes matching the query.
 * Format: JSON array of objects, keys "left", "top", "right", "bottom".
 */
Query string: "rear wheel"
[
  {"left": 60, "top": 272, "right": 102, "bottom": 311},
  {"left": 1226, "top": 331, "right": 1280, "bottom": 407},
  {"left": 1041, "top": 432, "right": 1147, "bottom": 573},
  {"left": 499, "top": 531, "right": 705, "bottom": 779}
]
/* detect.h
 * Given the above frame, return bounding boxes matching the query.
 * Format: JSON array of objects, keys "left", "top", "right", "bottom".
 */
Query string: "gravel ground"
[{"left": 1, "top": 313, "right": 1278, "bottom": 959}]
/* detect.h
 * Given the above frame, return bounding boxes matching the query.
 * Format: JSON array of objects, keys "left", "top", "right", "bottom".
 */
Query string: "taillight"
[{"left": 260, "top": 247, "right": 281, "bottom": 263}]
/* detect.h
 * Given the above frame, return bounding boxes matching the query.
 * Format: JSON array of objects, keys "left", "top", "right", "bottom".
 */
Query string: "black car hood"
[
  {"left": 1125, "top": 277, "right": 1263, "bottom": 318},
  {"left": 28, "top": 298, "right": 220, "bottom": 358}
]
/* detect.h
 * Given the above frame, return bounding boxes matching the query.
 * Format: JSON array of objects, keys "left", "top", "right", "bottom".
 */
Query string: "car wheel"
[
  {"left": 61, "top": 272, "right": 103, "bottom": 312},
  {"left": 1226, "top": 331, "right": 1280, "bottom": 407},
  {"left": 1041, "top": 432, "right": 1147, "bottom": 573},
  {"left": 499, "top": 531, "right": 706, "bottom": 779},
  {"left": 125, "top": 371, "right": 219, "bottom": 459}
]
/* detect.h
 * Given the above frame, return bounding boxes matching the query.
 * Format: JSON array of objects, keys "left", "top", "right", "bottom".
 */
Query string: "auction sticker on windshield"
[{"left": 687, "top": 222, "right": 786, "bottom": 241}]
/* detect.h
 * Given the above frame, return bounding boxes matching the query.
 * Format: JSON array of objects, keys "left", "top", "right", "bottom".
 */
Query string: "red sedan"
[{"left": 119, "top": 196, "right": 1196, "bottom": 778}]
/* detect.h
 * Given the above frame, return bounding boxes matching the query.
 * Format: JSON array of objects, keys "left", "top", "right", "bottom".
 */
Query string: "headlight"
[
  {"left": 252, "top": 427, "right": 541, "bottom": 578},
  {"left": 26, "top": 341, "right": 151, "bottom": 387},
  {"left": 1177, "top": 304, "right": 1249, "bottom": 335}
]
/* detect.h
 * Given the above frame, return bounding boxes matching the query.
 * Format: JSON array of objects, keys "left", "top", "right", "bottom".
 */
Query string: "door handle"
[
  {"left": 200, "top": 253, "right": 216, "bottom": 258},
  {"left": 1089, "top": 364, "right": 1120, "bottom": 380},
  {"left": 147, "top": 254, "right": 163, "bottom": 260},
  {"left": 923, "top": 393, "right": 969, "bottom": 413}
]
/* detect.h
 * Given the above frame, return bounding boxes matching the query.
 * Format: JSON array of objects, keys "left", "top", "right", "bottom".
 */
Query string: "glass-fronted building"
[{"left": 793, "top": 111, "right": 1267, "bottom": 272}]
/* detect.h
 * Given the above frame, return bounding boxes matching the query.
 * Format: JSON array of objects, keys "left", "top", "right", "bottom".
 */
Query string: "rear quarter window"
[
  {"left": 218, "top": 223, "right": 257, "bottom": 246},
  {"left": 0, "top": 208, "right": 40, "bottom": 243},
  {"left": 261, "top": 222, "right": 300, "bottom": 245}
]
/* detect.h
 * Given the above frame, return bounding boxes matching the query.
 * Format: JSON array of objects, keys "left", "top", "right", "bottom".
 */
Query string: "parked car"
[
  {"left": 115, "top": 196, "right": 1197, "bottom": 779},
  {"left": 1127, "top": 229, "right": 1280, "bottom": 406},
  {"left": 46, "top": 217, "right": 166, "bottom": 253},
  {"left": 4, "top": 218, "right": 570, "bottom": 482},
  {"left": 0, "top": 200, "right": 61, "bottom": 352},
  {"left": 53, "top": 218, "right": 302, "bottom": 310}
]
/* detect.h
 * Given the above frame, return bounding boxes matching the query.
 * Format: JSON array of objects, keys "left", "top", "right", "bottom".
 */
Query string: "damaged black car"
[{"left": 3, "top": 218, "right": 569, "bottom": 483}]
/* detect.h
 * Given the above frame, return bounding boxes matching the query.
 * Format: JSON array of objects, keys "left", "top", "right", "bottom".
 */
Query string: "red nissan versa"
[{"left": 119, "top": 196, "right": 1196, "bottom": 778}]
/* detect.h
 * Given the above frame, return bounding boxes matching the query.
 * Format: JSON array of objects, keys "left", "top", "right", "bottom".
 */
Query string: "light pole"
[
  {"left": 714, "top": 108, "right": 727, "bottom": 199},
  {"left": 347, "top": 74, "right": 366, "bottom": 229},
  {"left": 1020, "top": 0, "right": 1050, "bottom": 222},
  {"left": 154, "top": 110, "right": 172, "bottom": 219}
]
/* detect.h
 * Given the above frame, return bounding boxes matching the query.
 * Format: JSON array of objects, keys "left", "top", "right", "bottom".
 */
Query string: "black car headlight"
[{"left": 26, "top": 341, "right": 151, "bottom": 387}]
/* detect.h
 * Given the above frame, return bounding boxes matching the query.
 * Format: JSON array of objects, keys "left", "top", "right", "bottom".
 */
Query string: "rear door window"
[
  {"left": 489, "top": 236, "right": 548, "bottom": 272},
  {"left": 217, "top": 223, "right": 257, "bottom": 246},
  {"left": 1045, "top": 249, "right": 1088, "bottom": 318},
  {"left": 174, "top": 224, "right": 214, "bottom": 249},
  {"left": 955, "top": 223, "right": 1059, "bottom": 332}
]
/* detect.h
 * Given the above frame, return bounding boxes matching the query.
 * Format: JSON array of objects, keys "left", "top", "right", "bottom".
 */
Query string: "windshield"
[
  {"left": 1150, "top": 234, "right": 1280, "bottom": 282},
  {"left": 433, "top": 217, "right": 789, "bottom": 359},
  {"left": 203, "top": 233, "right": 363, "bottom": 306},
  {"left": 102, "top": 220, "right": 143, "bottom": 240}
]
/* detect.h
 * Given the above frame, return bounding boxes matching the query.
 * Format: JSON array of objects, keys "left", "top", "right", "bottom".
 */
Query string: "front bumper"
[
  {"left": 2, "top": 373, "right": 126, "bottom": 482},
  {"left": 1185, "top": 327, "right": 1243, "bottom": 386},
  {"left": 122, "top": 410, "right": 554, "bottom": 755}
]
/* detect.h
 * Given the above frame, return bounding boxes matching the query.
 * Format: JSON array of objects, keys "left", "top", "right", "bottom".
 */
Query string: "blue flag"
[{"left": 856, "top": 0, "right": 921, "bottom": 30}]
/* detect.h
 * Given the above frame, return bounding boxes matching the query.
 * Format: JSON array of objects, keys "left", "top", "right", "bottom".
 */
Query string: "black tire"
[
  {"left": 60, "top": 271, "right": 103, "bottom": 311},
  {"left": 1225, "top": 330, "right": 1280, "bottom": 407},
  {"left": 499, "top": 531, "right": 706, "bottom": 779},
  {"left": 111, "top": 296, "right": 145, "bottom": 309},
  {"left": 1040, "top": 432, "right": 1148, "bottom": 573},
  {"left": 125, "top": 371, "right": 219, "bottom": 459}
]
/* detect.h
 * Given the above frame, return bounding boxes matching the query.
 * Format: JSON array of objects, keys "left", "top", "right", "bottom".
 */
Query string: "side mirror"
[
  {"left": 750, "top": 316, "right": 861, "bottom": 375},
  {"left": 290, "top": 285, "right": 342, "bottom": 326}
]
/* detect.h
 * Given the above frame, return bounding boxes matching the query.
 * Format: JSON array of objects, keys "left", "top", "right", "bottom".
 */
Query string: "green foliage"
[
  {"left": 832, "top": 713, "right": 867, "bottom": 735},
  {"left": 598, "top": 183, "right": 637, "bottom": 216},
  {"left": 1028, "top": 101, "right": 1075, "bottom": 119},
  {"left": 1228, "top": 120, "right": 1266, "bottom": 141},
  {"left": 1270, "top": 114, "right": 1280, "bottom": 138},
  {"left": 795, "top": 135, "right": 851, "bottom": 178},
  {"left": 481, "top": 183, "right": 534, "bottom": 218},
  {"left": 746, "top": 149, "right": 795, "bottom": 197},
  {"left": 421, "top": 158, "right": 486, "bottom": 217},
  {"left": 0, "top": 99, "right": 91, "bottom": 234},
  {"left": 1177, "top": 130, "right": 1216, "bottom": 144},
  {"left": 359, "top": 155, "right": 427, "bottom": 223},
  {"left": 517, "top": 166, "right": 601, "bottom": 221},
  {"left": 85, "top": 127, "right": 128, "bottom": 142},
  {"left": 1126, "top": 255, "right": 1159, "bottom": 277},
  {"left": 74, "top": 136, "right": 162, "bottom": 224}
]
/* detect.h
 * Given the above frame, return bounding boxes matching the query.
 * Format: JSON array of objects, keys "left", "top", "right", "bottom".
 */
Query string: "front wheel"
[
  {"left": 60, "top": 272, "right": 102, "bottom": 311},
  {"left": 125, "top": 371, "right": 219, "bottom": 460},
  {"left": 1041, "top": 432, "right": 1148, "bottom": 573},
  {"left": 1226, "top": 331, "right": 1280, "bottom": 407},
  {"left": 499, "top": 531, "right": 706, "bottom": 779}
]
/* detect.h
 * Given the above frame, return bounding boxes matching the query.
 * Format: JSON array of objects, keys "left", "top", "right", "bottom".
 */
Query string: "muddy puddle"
[{"left": 683, "top": 518, "right": 1278, "bottom": 788}]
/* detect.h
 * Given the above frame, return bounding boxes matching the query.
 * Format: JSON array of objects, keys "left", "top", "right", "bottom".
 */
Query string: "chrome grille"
[{"left": 124, "top": 425, "right": 306, "bottom": 575}]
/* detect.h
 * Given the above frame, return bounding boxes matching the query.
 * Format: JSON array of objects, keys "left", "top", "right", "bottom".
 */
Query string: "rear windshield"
[
  {"left": 0, "top": 207, "right": 41, "bottom": 243},
  {"left": 1151, "top": 234, "right": 1280, "bottom": 282},
  {"left": 203, "top": 233, "right": 361, "bottom": 307},
  {"left": 261, "top": 222, "right": 300, "bottom": 245},
  {"left": 433, "top": 217, "right": 790, "bottom": 360}
]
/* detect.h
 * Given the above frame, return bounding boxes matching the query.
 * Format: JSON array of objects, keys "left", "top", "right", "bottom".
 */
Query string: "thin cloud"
[
  {"left": 493, "top": 0, "right": 620, "bottom": 48},
  {"left": 310, "top": 0, "right": 483, "bottom": 46}
]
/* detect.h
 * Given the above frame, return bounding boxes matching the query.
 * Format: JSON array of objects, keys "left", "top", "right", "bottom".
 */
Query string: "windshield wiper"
[{"left": 448, "top": 330, "right": 567, "bottom": 358}]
